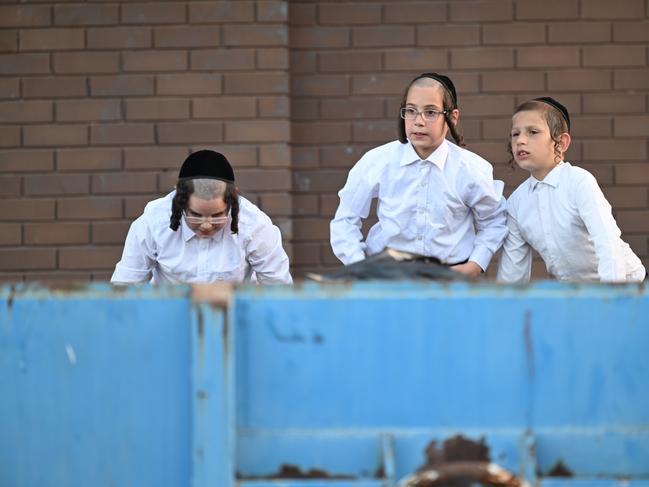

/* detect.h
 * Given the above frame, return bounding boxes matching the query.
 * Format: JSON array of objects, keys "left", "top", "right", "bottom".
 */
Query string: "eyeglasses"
[
  {"left": 400, "top": 107, "right": 447, "bottom": 121},
  {"left": 183, "top": 211, "right": 228, "bottom": 226}
]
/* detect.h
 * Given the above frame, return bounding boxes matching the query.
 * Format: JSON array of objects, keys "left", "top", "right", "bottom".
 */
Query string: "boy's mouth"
[{"left": 517, "top": 150, "right": 530, "bottom": 157}]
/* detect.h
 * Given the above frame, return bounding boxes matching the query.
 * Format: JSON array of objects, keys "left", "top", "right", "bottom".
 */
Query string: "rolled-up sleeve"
[{"left": 110, "top": 217, "right": 155, "bottom": 285}]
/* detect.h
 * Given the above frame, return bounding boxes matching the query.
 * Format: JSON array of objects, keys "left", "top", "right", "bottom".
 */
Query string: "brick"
[
  {"left": 122, "top": 2, "right": 186, "bottom": 24},
  {"left": 584, "top": 93, "right": 647, "bottom": 114},
  {"left": 292, "top": 218, "right": 330, "bottom": 240},
  {"left": 54, "top": 52, "right": 120, "bottom": 74},
  {"left": 0, "top": 100, "right": 52, "bottom": 122},
  {"left": 92, "top": 221, "right": 130, "bottom": 244},
  {"left": 154, "top": 25, "right": 218, "bottom": 48},
  {"left": 293, "top": 194, "right": 319, "bottom": 215},
  {"left": 59, "top": 246, "right": 123, "bottom": 270},
  {"left": 25, "top": 173, "right": 89, "bottom": 196},
  {"left": 257, "top": 1, "right": 287, "bottom": 22},
  {"left": 461, "top": 94, "right": 516, "bottom": 118},
  {"left": 292, "top": 146, "right": 319, "bottom": 168},
  {"left": 483, "top": 22, "right": 546, "bottom": 45},
  {"left": 0, "top": 198, "right": 54, "bottom": 220},
  {"left": 157, "top": 171, "right": 178, "bottom": 192},
  {"left": 225, "top": 120, "right": 289, "bottom": 142},
  {"left": 320, "top": 145, "right": 370, "bottom": 167},
  {"left": 384, "top": 48, "right": 448, "bottom": 71},
  {"left": 157, "top": 73, "right": 221, "bottom": 95},
  {"left": 570, "top": 116, "right": 612, "bottom": 138},
  {"left": 0, "top": 31, "right": 17, "bottom": 53},
  {"left": 126, "top": 98, "right": 189, "bottom": 121},
  {"left": 353, "top": 121, "right": 396, "bottom": 143},
  {"left": 0, "top": 249, "right": 56, "bottom": 271},
  {"left": 467, "top": 141, "right": 509, "bottom": 164},
  {"left": 223, "top": 25, "right": 287, "bottom": 46},
  {"left": 292, "top": 242, "right": 321, "bottom": 265},
  {"left": 191, "top": 49, "right": 255, "bottom": 70},
  {"left": 290, "top": 4, "right": 316, "bottom": 26},
  {"left": 0, "top": 176, "right": 21, "bottom": 196},
  {"left": 482, "top": 70, "right": 545, "bottom": 92},
  {"left": 0, "top": 127, "right": 20, "bottom": 148},
  {"left": 88, "top": 26, "right": 151, "bottom": 49},
  {"left": 90, "top": 123, "right": 154, "bottom": 145},
  {"left": 460, "top": 119, "right": 482, "bottom": 141},
  {"left": 24, "top": 124, "right": 87, "bottom": 146},
  {"left": 614, "top": 21, "right": 649, "bottom": 42},
  {"left": 452, "top": 47, "right": 514, "bottom": 69},
  {"left": 321, "top": 98, "right": 384, "bottom": 120},
  {"left": 92, "top": 172, "right": 157, "bottom": 194},
  {"left": 26, "top": 271, "right": 93, "bottom": 283},
  {"left": 292, "top": 98, "right": 319, "bottom": 120},
  {"left": 293, "top": 75, "right": 349, "bottom": 96},
  {"left": 417, "top": 24, "right": 480, "bottom": 47},
  {"left": 548, "top": 22, "right": 610, "bottom": 44},
  {"left": 24, "top": 222, "right": 89, "bottom": 245},
  {"left": 123, "top": 51, "right": 187, "bottom": 72},
  {"left": 517, "top": 46, "right": 579, "bottom": 68},
  {"left": 257, "top": 48, "right": 289, "bottom": 70},
  {"left": 319, "top": 50, "right": 382, "bottom": 73},
  {"left": 91, "top": 75, "right": 154, "bottom": 96},
  {"left": 583, "top": 140, "right": 646, "bottom": 161},
  {"left": 20, "top": 28, "right": 84, "bottom": 51},
  {"left": 383, "top": 2, "right": 447, "bottom": 23},
  {"left": 353, "top": 26, "right": 415, "bottom": 48},
  {"left": 293, "top": 121, "right": 351, "bottom": 144},
  {"left": 125, "top": 195, "right": 158, "bottom": 218},
  {"left": 582, "top": 0, "right": 644, "bottom": 19},
  {"left": 614, "top": 69, "right": 649, "bottom": 90},
  {"left": 602, "top": 186, "right": 648, "bottom": 208},
  {"left": 124, "top": 146, "right": 188, "bottom": 169},
  {"left": 352, "top": 73, "right": 412, "bottom": 95},
  {"left": 57, "top": 99, "right": 121, "bottom": 122},
  {"left": 0, "top": 53, "right": 49, "bottom": 75},
  {"left": 54, "top": 4, "right": 119, "bottom": 26},
  {"left": 515, "top": 0, "right": 579, "bottom": 19},
  {"left": 58, "top": 148, "right": 122, "bottom": 171},
  {"left": 616, "top": 210, "right": 649, "bottom": 233},
  {"left": 450, "top": 0, "right": 513, "bottom": 21},
  {"left": 259, "top": 144, "right": 290, "bottom": 167},
  {"left": 58, "top": 196, "right": 122, "bottom": 219},
  {"left": 547, "top": 69, "right": 611, "bottom": 91},
  {"left": 189, "top": 1, "right": 254, "bottom": 23},
  {"left": 495, "top": 165, "right": 529, "bottom": 188},
  {"left": 319, "top": 3, "right": 381, "bottom": 24},
  {"left": 23, "top": 76, "right": 87, "bottom": 98},
  {"left": 224, "top": 73, "right": 288, "bottom": 94},
  {"left": 157, "top": 122, "right": 223, "bottom": 144},
  {"left": 0, "top": 224, "right": 21, "bottom": 246},
  {"left": 236, "top": 169, "right": 291, "bottom": 191},
  {"left": 290, "top": 51, "right": 317, "bottom": 73},
  {"left": 0, "top": 5, "right": 51, "bottom": 27},
  {"left": 291, "top": 27, "right": 350, "bottom": 48},
  {"left": 258, "top": 96, "right": 289, "bottom": 118},
  {"left": 625, "top": 235, "right": 649, "bottom": 256},
  {"left": 192, "top": 97, "right": 255, "bottom": 119},
  {"left": 615, "top": 116, "right": 649, "bottom": 137},
  {"left": 583, "top": 46, "right": 646, "bottom": 67},
  {"left": 0, "top": 150, "right": 54, "bottom": 172}
]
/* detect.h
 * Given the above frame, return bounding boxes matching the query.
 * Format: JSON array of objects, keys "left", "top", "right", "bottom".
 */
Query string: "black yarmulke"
[
  {"left": 418, "top": 72, "right": 458, "bottom": 107},
  {"left": 178, "top": 150, "right": 235, "bottom": 183},
  {"left": 534, "top": 96, "right": 571, "bottom": 131}
]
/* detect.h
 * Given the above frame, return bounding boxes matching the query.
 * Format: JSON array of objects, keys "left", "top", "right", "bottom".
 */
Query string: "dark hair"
[
  {"left": 170, "top": 179, "right": 240, "bottom": 234},
  {"left": 507, "top": 100, "right": 569, "bottom": 168},
  {"left": 398, "top": 75, "right": 465, "bottom": 147}
]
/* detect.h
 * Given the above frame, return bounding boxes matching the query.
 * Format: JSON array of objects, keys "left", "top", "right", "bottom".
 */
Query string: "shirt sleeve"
[
  {"left": 110, "top": 216, "right": 156, "bottom": 285},
  {"left": 497, "top": 204, "right": 532, "bottom": 283},
  {"left": 245, "top": 216, "right": 293, "bottom": 285},
  {"left": 465, "top": 176, "right": 509, "bottom": 271},
  {"left": 574, "top": 171, "right": 627, "bottom": 282},
  {"left": 330, "top": 155, "right": 379, "bottom": 265}
]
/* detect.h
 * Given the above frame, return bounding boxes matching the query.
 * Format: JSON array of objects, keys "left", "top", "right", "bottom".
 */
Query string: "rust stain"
[
  {"left": 197, "top": 308, "right": 204, "bottom": 341},
  {"left": 238, "top": 464, "right": 355, "bottom": 480},
  {"left": 547, "top": 460, "right": 573, "bottom": 477},
  {"left": 420, "top": 435, "right": 490, "bottom": 468},
  {"left": 523, "top": 310, "right": 535, "bottom": 380}
]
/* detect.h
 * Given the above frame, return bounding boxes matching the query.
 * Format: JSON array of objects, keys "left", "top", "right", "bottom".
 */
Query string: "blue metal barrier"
[{"left": 1, "top": 281, "right": 648, "bottom": 487}]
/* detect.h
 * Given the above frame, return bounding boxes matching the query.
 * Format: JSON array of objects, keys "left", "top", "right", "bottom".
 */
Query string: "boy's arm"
[
  {"left": 110, "top": 217, "right": 155, "bottom": 285},
  {"left": 467, "top": 178, "right": 508, "bottom": 271},
  {"left": 497, "top": 211, "right": 532, "bottom": 283},
  {"left": 246, "top": 216, "right": 293, "bottom": 285}
]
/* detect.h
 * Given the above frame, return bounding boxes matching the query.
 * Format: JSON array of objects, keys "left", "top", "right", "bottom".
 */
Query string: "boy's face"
[
  {"left": 185, "top": 195, "right": 229, "bottom": 238},
  {"left": 511, "top": 110, "right": 561, "bottom": 180},
  {"left": 405, "top": 84, "right": 452, "bottom": 159}
]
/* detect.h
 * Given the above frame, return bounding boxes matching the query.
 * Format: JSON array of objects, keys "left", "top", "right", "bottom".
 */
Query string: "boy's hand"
[{"left": 450, "top": 261, "right": 482, "bottom": 278}]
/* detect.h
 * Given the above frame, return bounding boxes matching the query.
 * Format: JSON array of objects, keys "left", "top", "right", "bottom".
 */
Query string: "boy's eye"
[{"left": 423, "top": 109, "right": 438, "bottom": 118}]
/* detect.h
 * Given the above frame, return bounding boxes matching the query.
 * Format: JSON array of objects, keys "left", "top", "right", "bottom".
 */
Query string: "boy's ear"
[
  {"left": 449, "top": 108, "right": 459, "bottom": 124},
  {"left": 558, "top": 132, "right": 571, "bottom": 154}
]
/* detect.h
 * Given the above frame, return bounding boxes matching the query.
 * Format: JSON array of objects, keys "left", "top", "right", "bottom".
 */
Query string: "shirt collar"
[
  {"left": 529, "top": 160, "right": 566, "bottom": 192},
  {"left": 180, "top": 216, "right": 226, "bottom": 243},
  {"left": 400, "top": 139, "right": 449, "bottom": 170}
]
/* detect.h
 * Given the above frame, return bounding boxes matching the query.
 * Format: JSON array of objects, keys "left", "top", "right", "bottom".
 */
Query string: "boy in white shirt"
[
  {"left": 330, "top": 73, "right": 508, "bottom": 277},
  {"left": 497, "top": 97, "right": 645, "bottom": 283}
]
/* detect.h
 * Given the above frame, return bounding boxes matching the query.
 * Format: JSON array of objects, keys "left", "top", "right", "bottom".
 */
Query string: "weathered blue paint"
[{"left": 1, "top": 281, "right": 647, "bottom": 487}]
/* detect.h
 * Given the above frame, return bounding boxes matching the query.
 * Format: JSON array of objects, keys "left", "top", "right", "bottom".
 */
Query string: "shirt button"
[
  {"left": 420, "top": 180, "right": 426, "bottom": 187},
  {"left": 417, "top": 235, "right": 423, "bottom": 240}
]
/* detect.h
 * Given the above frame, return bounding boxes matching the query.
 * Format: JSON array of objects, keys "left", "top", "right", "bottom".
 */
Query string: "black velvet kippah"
[
  {"left": 178, "top": 150, "right": 235, "bottom": 183},
  {"left": 418, "top": 72, "right": 458, "bottom": 107},
  {"left": 534, "top": 96, "right": 571, "bottom": 131}
]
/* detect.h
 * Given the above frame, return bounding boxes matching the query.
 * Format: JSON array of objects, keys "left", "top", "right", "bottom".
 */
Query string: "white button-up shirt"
[
  {"left": 330, "top": 139, "right": 508, "bottom": 270},
  {"left": 497, "top": 161, "right": 645, "bottom": 283},
  {"left": 111, "top": 192, "right": 292, "bottom": 285}
]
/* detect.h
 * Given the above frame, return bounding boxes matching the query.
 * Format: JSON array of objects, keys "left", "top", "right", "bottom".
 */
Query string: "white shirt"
[
  {"left": 330, "top": 139, "right": 508, "bottom": 270},
  {"left": 497, "top": 161, "right": 646, "bottom": 283},
  {"left": 111, "top": 192, "right": 292, "bottom": 285}
]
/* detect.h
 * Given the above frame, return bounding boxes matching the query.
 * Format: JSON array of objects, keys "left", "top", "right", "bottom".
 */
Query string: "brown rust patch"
[
  {"left": 419, "top": 435, "right": 490, "bottom": 468},
  {"left": 547, "top": 460, "right": 573, "bottom": 477},
  {"left": 238, "top": 464, "right": 355, "bottom": 480}
]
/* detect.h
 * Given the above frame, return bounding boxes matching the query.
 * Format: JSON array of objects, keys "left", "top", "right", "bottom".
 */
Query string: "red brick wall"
[{"left": 1, "top": 0, "right": 648, "bottom": 282}]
